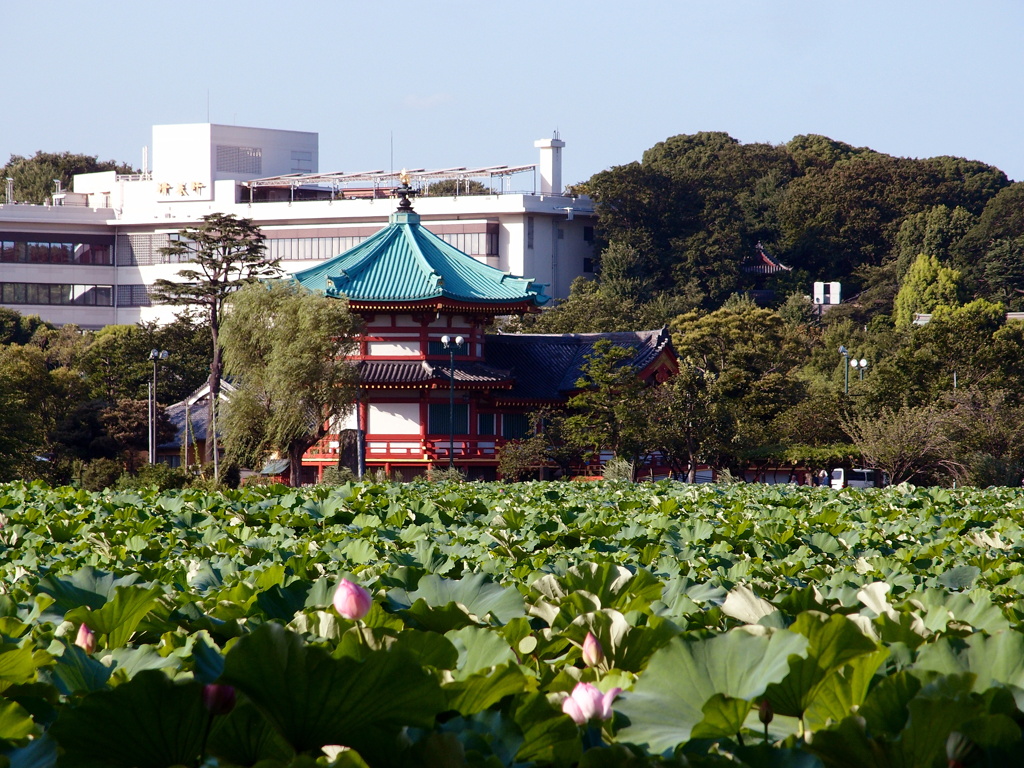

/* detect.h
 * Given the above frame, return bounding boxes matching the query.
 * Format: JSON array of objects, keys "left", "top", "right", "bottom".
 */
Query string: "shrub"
[
  {"left": 426, "top": 465, "right": 466, "bottom": 483},
  {"left": 116, "top": 463, "right": 190, "bottom": 491},
  {"left": 321, "top": 466, "right": 356, "bottom": 485},
  {"left": 602, "top": 457, "right": 635, "bottom": 482},
  {"left": 80, "top": 459, "right": 123, "bottom": 492}
]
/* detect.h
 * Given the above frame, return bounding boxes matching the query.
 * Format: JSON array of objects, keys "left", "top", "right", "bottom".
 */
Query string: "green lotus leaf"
[
  {"left": 221, "top": 622, "right": 445, "bottom": 761},
  {"left": 618, "top": 628, "right": 808, "bottom": 753},
  {"left": 388, "top": 629, "right": 459, "bottom": 670},
  {"left": 567, "top": 609, "right": 681, "bottom": 673},
  {"left": 207, "top": 700, "right": 295, "bottom": 766},
  {"left": 444, "top": 661, "right": 534, "bottom": 715},
  {"left": 0, "top": 699, "right": 36, "bottom": 744},
  {"left": 390, "top": 573, "right": 525, "bottom": 625},
  {"left": 445, "top": 626, "right": 517, "bottom": 679},
  {"left": 513, "top": 692, "right": 581, "bottom": 766},
  {"left": 764, "top": 612, "right": 879, "bottom": 719},
  {"left": 0, "top": 645, "right": 38, "bottom": 693},
  {"left": 35, "top": 568, "right": 141, "bottom": 616},
  {"left": 48, "top": 670, "right": 207, "bottom": 768},
  {"left": 49, "top": 643, "right": 112, "bottom": 695},
  {"left": 64, "top": 584, "right": 163, "bottom": 648},
  {"left": 859, "top": 670, "right": 921, "bottom": 738},
  {"left": 804, "top": 648, "right": 889, "bottom": 731},
  {"left": 914, "top": 630, "right": 1024, "bottom": 702},
  {"left": 721, "top": 584, "right": 784, "bottom": 627},
  {"left": 936, "top": 565, "right": 981, "bottom": 591},
  {"left": 531, "top": 563, "right": 662, "bottom": 613},
  {"left": 2, "top": 732, "right": 58, "bottom": 768}
]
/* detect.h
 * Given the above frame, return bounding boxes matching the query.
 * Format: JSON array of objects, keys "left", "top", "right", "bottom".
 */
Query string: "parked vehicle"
[{"left": 831, "top": 467, "right": 882, "bottom": 489}]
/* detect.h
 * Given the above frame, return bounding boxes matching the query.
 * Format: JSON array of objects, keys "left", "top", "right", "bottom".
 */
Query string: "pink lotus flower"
[
  {"left": 581, "top": 632, "right": 604, "bottom": 668},
  {"left": 561, "top": 682, "right": 621, "bottom": 725},
  {"left": 202, "top": 683, "right": 237, "bottom": 716},
  {"left": 333, "top": 578, "right": 372, "bottom": 620},
  {"left": 75, "top": 624, "right": 96, "bottom": 654}
]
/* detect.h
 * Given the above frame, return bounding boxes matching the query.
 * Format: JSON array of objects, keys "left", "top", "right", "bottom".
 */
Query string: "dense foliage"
[
  {"left": 553, "top": 131, "right": 1016, "bottom": 320},
  {"left": 3, "top": 480, "right": 1024, "bottom": 766},
  {"left": 0, "top": 310, "right": 212, "bottom": 484},
  {"left": 0, "top": 152, "right": 136, "bottom": 205}
]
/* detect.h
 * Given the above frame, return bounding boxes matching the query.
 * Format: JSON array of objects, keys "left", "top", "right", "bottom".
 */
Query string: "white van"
[{"left": 831, "top": 467, "right": 881, "bottom": 490}]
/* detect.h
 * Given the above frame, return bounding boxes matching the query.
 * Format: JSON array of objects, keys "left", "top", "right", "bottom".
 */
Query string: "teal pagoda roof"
[{"left": 292, "top": 192, "right": 548, "bottom": 310}]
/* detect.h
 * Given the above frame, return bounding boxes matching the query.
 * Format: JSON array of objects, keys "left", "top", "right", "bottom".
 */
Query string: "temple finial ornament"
[{"left": 396, "top": 168, "right": 415, "bottom": 212}]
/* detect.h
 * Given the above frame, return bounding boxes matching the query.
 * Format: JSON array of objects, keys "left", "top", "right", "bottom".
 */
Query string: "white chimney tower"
[{"left": 534, "top": 132, "right": 565, "bottom": 195}]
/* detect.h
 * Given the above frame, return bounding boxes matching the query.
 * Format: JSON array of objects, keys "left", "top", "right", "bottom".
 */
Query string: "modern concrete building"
[{"left": 0, "top": 124, "right": 596, "bottom": 328}]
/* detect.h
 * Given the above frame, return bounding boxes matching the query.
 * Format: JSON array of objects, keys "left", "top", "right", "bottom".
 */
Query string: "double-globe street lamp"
[
  {"left": 441, "top": 335, "right": 464, "bottom": 469},
  {"left": 148, "top": 349, "right": 169, "bottom": 464},
  {"left": 838, "top": 346, "right": 868, "bottom": 394}
]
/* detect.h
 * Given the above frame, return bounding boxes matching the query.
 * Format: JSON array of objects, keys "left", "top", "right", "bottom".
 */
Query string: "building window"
[
  {"left": 583, "top": 257, "right": 594, "bottom": 273},
  {"left": 478, "top": 413, "right": 495, "bottom": 436},
  {"left": 557, "top": 228, "right": 564, "bottom": 240},
  {"left": 438, "top": 232, "right": 498, "bottom": 257},
  {"left": 0, "top": 282, "right": 114, "bottom": 306},
  {"left": 583, "top": 226, "right": 595, "bottom": 242},
  {"left": 428, "top": 403, "right": 469, "bottom": 435},
  {"left": 527, "top": 217, "right": 534, "bottom": 249},
  {"left": 501, "top": 413, "right": 532, "bottom": 440},
  {"left": 264, "top": 235, "right": 368, "bottom": 261},
  {"left": 0, "top": 236, "right": 112, "bottom": 265}
]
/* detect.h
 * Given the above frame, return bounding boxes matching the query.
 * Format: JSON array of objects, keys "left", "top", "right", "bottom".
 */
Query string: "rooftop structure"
[{"left": 1, "top": 124, "right": 595, "bottom": 329}]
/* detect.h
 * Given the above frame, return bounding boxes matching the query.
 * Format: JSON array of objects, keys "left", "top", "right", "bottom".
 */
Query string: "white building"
[{"left": 0, "top": 124, "right": 595, "bottom": 328}]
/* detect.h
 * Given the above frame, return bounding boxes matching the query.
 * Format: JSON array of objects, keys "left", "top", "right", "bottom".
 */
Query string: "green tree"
[
  {"left": 0, "top": 359, "right": 37, "bottom": 480},
  {"left": 81, "top": 317, "right": 211, "bottom": 405},
  {"left": 892, "top": 253, "right": 965, "bottom": 327},
  {"left": 100, "top": 399, "right": 175, "bottom": 474},
  {"left": 842, "top": 404, "right": 960, "bottom": 485},
  {"left": 425, "top": 178, "right": 490, "bottom": 196},
  {"left": 942, "top": 388, "right": 1024, "bottom": 486},
  {"left": 0, "top": 308, "right": 50, "bottom": 345},
  {"left": 559, "top": 341, "right": 649, "bottom": 466},
  {"left": 220, "top": 281, "right": 362, "bottom": 486},
  {"left": 670, "top": 297, "right": 810, "bottom": 467},
  {"left": 646, "top": 365, "right": 729, "bottom": 482},
  {"left": 0, "top": 151, "right": 135, "bottom": 204},
  {"left": 152, "top": 214, "right": 282, "bottom": 466}
]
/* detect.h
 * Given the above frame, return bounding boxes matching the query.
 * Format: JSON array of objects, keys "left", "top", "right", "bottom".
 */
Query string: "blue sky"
[{"left": 4, "top": 1, "right": 1023, "bottom": 185}]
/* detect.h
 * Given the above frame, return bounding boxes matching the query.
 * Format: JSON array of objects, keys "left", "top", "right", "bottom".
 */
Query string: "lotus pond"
[{"left": 2, "top": 479, "right": 1024, "bottom": 767}]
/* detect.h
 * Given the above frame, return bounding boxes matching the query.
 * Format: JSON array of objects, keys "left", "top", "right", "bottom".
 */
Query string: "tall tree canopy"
[
  {"left": 152, "top": 214, "right": 282, "bottom": 466},
  {"left": 0, "top": 151, "right": 135, "bottom": 204},
  {"left": 220, "top": 281, "right": 362, "bottom": 486}
]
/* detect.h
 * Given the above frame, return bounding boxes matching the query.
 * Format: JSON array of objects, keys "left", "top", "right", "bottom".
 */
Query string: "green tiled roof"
[{"left": 292, "top": 208, "right": 548, "bottom": 306}]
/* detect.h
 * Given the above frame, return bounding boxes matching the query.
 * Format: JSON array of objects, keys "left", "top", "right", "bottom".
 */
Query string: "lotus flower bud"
[
  {"left": 561, "top": 682, "right": 621, "bottom": 725},
  {"left": 75, "top": 624, "right": 96, "bottom": 654},
  {"left": 759, "top": 698, "right": 774, "bottom": 726},
  {"left": 581, "top": 632, "right": 604, "bottom": 668},
  {"left": 333, "top": 578, "right": 372, "bottom": 620},
  {"left": 202, "top": 683, "right": 236, "bottom": 716}
]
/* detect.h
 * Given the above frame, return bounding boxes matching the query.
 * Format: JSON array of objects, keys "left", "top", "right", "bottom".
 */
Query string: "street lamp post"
[
  {"left": 441, "top": 335, "right": 464, "bottom": 469},
  {"left": 851, "top": 357, "right": 869, "bottom": 381},
  {"left": 839, "top": 346, "right": 850, "bottom": 395},
  {"left": 149, "top": 349, "right": 169, "bottom": 464}
]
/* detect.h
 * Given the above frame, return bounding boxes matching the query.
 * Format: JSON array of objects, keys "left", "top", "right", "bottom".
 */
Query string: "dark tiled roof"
[
  {"left": 162, "top": 396, "right": 213, "bottom": 448},
  {"left": 484, "top": 329, "right": 672, "bottom": 401},
  {"left": 358, "top": 360, "right": 512, "bottom": 387}
]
